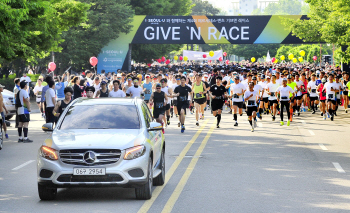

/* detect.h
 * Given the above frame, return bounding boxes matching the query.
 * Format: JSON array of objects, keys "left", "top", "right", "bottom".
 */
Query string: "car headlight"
[
  {"left": 124, "top": 145, "right": 146, "bottom": 160},
  {"left": 40, "top": 145, "right": 59, "bottom": 161}
]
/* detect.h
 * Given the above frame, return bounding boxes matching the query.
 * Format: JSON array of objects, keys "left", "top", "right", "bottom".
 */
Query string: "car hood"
[{"left": 47, "top": 129, "right": 145, "bottom": 150}]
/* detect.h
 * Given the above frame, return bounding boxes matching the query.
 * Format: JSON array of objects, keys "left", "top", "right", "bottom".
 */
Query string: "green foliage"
[
  {"left": 282, "top": 0, "right": 350, "bottom": 62},
  {"left": 0, "top": 0, "right": 89, "bottom": 62},
  {"left": 191, "top": 0, "right": 220, "bottom": 16},
  {"left": 55, "top": 0, "right": 134, "bottom": 71},
  {"left": 252, "top": 0, "right": 308, "bottom": 15},
  {"left": 0, "top": 73, "right": 41, "bottom": 90},
  {"left": 220, "top": 44, "right": 281, "bottom": 60}
]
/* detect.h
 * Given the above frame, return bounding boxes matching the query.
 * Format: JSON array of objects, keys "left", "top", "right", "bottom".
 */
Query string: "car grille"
[
  {"left": 57, "top": 174, "right": 124, "bottom": 182},
  {"left": 59, "top": 149, "right": 121, "bottom": 166}
]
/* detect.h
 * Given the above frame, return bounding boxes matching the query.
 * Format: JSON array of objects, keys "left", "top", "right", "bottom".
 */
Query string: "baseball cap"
[
  {"left": 101, "top": 81, "right": 107, "bottom": 85},
  {"left": 283, "top": 78, "right": 287, "bottom": 81},
  {"left": 145, "top": 74, "right": 150, "bottom": 78},
  {"left": 0, "top": 84, "right": 5, "bottom": 88},
  {"left": 322, "top": 78, "right": 327, "bottom": 83},
  {"left": 156, "top": 83, "right": 161, "bottom": 88},
  {"left": 252, "top": 76, "right": 257, "bottom": 80},
  {"left": 234, "top": 76, "right": 240, "bottom": 80},
  {"left": 204, "top": 75, "right": 209, "bottom": 78},
  {"left": 266, "top": 76, "right": 271, "bottom": 79},
  {"left": 261, "top": 74, "right": 266, "bottom": 79},
  {"left": 287, "top": 75, "right": 292, "bottom": 79}
]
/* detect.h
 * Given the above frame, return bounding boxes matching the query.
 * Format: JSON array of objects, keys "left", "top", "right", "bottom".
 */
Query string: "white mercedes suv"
[{"left": 38, "top": 98, "right": 165, "bottom": 200}]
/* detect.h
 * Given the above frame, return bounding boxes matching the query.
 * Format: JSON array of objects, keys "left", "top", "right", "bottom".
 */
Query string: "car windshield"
[{"left": 59, "top": 104, "right": 140, "bottom": 130}]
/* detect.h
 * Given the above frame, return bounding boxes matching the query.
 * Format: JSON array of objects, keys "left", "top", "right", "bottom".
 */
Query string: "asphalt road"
[{"left": 1, "top": 105, "right": 350, "bottom": 213}]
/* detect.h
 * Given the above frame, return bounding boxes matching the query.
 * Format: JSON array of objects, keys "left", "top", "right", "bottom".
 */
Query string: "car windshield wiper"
[{"left": 87, "top": 128, "right": 111, "bottom": 129}]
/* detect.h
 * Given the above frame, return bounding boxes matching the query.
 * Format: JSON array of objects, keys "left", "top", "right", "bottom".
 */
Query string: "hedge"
[{"left": 0, "top": 74, "right": 44, "bottom": 91}]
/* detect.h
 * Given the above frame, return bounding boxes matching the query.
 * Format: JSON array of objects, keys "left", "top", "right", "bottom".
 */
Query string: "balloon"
[
  {"left": 219, "top": 57, "right": 223, "bottom": 61},
  {"left": 280, "top": 55, "right": 285, "bottom": 61},
  {"left": 274, "top": 59, "right": 278, "bottom": 64},
  {"left": 165, "top": 59, "right": 170, "bottom": 65},
  {"left": 209, "top": 51, "right": 214, "bottom": 57},
  {"left": 203, "top": 54, "right": 207, "bottom": 58},
  {"left": 226, "top": 60, "right": 230, "bottom": 65},
  {"left": 161, "top": 56, "right": 166, "bottom": 62},
  {"left": 89, "top": 57, "right": 98, "bottom": 66},
  {"left": 174, "top": 56, "right": 178, "bottom": 61},
  {"left": 184, "top": 56, "right": 188, "bottom": 61},
  {"left": 300, "top": 50, "right": 305, "bottom": 56},
  {"left": 157, "top": 59, "right": 161, "bottom": 63},
  {"left": 293, "top": 58, "right": 298, "bottom": 63},
  {"left": 251, "top": 57, "right": 256, "bottom": 62},
  {"left": 223, "top": 52, "right": 227, "bottom": 57},
  {"left": 179, "top": 56, "right": 183, "bottom": 61},
  {"left": 209, "top": 60, "right": 212, "bottom": 63},
  {"left": 272, "top": 57, "right": 276, "bottom": 63},
  {"left": 298, "top": 57, "right": 303, "bottom": 62},
  {"left": 288, "top": 53, "right": 294, "bottom": 60},
  {"left": 313, "top": 56, "right": 317, "bottom": 61},
  {"left": 147, "top": 63, "right": 151, "bottom": 67},
  {"left": 48, "top": 62, "right": 56, "bottom": 71}
]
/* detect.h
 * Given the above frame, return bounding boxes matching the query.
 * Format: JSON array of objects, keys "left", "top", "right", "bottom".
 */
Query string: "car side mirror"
[
  {"left": 148, "top": 122, "right": 162, "bottom": 132},
  {"left": 42, "top": 123, "right": 54, "bottom": 132}
]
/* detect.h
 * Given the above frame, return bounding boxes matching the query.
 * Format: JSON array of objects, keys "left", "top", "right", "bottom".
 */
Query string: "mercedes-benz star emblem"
[{"left": 84, "top": 151, "right": 96, "bottom": 164}]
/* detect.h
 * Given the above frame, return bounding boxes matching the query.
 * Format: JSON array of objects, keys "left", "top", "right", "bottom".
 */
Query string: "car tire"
[
  {"left": 38, "top": 184, "right": 57, "bottom": 200},
  {"left": 153, "top": 148, "right": 165, "bottom": 186},
  {"left": 5, "top": 115, "right": 13, "bottom": 120},
  {"left": 135, "top": 157, "right": 153, "bottom": 200},
  {"left": 0, "top": 129, "right": 3, "bottom": 150}
]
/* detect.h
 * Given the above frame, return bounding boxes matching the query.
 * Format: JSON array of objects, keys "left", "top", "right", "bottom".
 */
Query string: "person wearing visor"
[
  {"left": 174, "top": 76, "right": 192, "bottom": 133},
  {"left": 276, "top": 78, "right": 294, "bottom": 126},
  {"left": 126, "top": 78, "right": 143, "bottom": 98},
  {"left": 96, "top": 81, "right": 109, "bottom": 98},
  {"left": 150, "top": 83, "right": 168, "bottom": 134},
  {"left": 142, "top": 75, "right": 153, "bottom": 109}
]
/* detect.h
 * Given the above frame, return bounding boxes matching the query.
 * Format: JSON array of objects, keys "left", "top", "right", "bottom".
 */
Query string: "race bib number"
[
  {"left": 145, "top": 89, "right": 151, "bottom": 94},
  {"left": 179, "top": 96, "right": 187, "bottom": 102},
  {"left": 155, "top": 102, "right": 164, "bottom": 109},
  {"left": 311, "top": 89, "right": 316, "bottom": 93},
  {"left": 270, "top": 92, "right": 275, "bottom": 97},
  {"left": 328, "top": 94, "right": 334, "bottom": 99},
  {"left": 195, "top": 93, "right": 202, "bottom": 98},
  {"left": 215, "top": 96, "right": 222, "bottom": 100},
  {"left": 248, "top": 100, "right": 255, "bottom": 106},
  {"left": 322, "top": 91, "right": 326, "bottom": 96},
  {"left": 233, "top": 94, "right": 239, "bottom": 99}
]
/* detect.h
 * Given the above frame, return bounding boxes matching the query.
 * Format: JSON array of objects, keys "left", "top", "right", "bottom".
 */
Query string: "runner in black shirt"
[
  {"left": 53, "top": 87, "right": 73, "bottom": 119},
  {"left": 174, "top": 76, "right": 192, "bottom": 133},
  {"left": 210, "top": 76, "right": 227, "bottom": 128},
  {"left": 150, "top": 83, "right": 168, "bottom": 134}
]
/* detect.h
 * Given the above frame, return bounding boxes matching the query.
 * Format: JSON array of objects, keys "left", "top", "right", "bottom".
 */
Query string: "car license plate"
[{"left": 73, "top": 168, "right": 106, "bottom": 175}]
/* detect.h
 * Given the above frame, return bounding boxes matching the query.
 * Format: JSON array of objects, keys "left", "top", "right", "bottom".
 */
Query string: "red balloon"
[
  {"left": 157, "top": 59, "right": 161, "bottom": 63},
  {"left": 48, "top": 62, "right": 56, "bottom": 71},
  {"left": 147, "top": 63, "right": 151, "bottom": 67},
  {"left": 179, "top": 56, "right": 183, "bottom": 61},
  {"left": 161, "top": 56, "right": 166, "bottom": 62},
  {"left": 219, "top": 57, "right": 223, "bottom": 62},
  {"left": 165, "top": 59, "right": 170, "bottom": 65},
  {"left": 226, "top": 60, "right": 230, "bottom": 65},
  {"left": 203, "top": 54, "right": 207, "bottom": 58},
  {"left": 90, "top": 57, "right": 98, "bottom": 66},
  {"left": 209, "top": 60, "right": 212, "bottom": 63},
  {"left": 223, "top": 52, "right": 227, "bottom": 57},
  {"left": 272, "top": 57, "right": 276, "bottom": 63},
  {"left": 313, "top": 56, "right": 317, "bottom": 61}
]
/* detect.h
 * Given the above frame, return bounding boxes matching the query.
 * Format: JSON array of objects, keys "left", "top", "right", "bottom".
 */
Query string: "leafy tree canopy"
[{"left": 191, "top": 0, "right": 220, "bottom": 16}]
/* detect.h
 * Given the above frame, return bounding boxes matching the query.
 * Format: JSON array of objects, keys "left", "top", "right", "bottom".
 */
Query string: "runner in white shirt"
[
  {"left": 258, "top": 75, "right": 269, "bottom": 115},
  {"left": 266, "top": 75, "right": 280, "bottom": 121},
  {"left": 307, "top": 73, "right": 319, "bottom": 114},
  {"left": 109, "top": 80, "right": 126, "bottom": 98},
  {"left": 252, "top": 76, "right": 263, "bottom": 119},
  {"left": 230, "top": 75, "right": 246, "bottom": 127},
  {"left": 334, "top": 75, "right": 343, "bottom": 116},
  {"left": 276, "top": 78, "right": 294, "bottom": 126},
  {"left": 294, "top": 74, "right": 303, "bottom": 115},
  {"left": 126, "top": 79, "right": 143, "bottom": 98},
  {"left": 244, "top": 82, "right": 259, "bottom": 132},
  {"left": 323, "top": 74, "right": 337, "bottom": 121},
  {"left": 160, "top": 78, "right": 173, "bottom": 127}
]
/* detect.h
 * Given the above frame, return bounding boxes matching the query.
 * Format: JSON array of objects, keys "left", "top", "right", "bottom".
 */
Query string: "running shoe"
[
  {"left": 303, "top": 108, "right": 306, "bottom": 112},
  {"left": 228, "top": 110, "right": 232, "bottom": 114},
  {"left": 331, "top": 116, "right": 334, "bottom": 121},
  {"left": 234, "top": 122, "right": 238, "bottom": 127},
  {"left": 277, "top": 111, "right": 280, "bottom": 115},
  {"left": 23, "top": 138, "right": 33, "bottom": 143},
  {"left": 346, "top": 109, "right": 348, "bottom": 113},
  {"left": 5, "top": 134, "right": 8, "bottom": 139},
  {"left": 334, "top": 112, "right": 337, "bottom": 116},
  {"left": 18, "top": 138, "right": 23, "bottom": 143},
  {"left": 178, "top": 122, "right": 180, "bottom": 127},
  {"left": 287, "top": 121, "right": 290, "bottom": 126},
  {"left": 280, "top": 121, "right": 284, "bottom": 126},
  {"left": 196, "top": 121, "right": 199, "bottom": 126},
  {"left": 251, "top": 128, "right": 254, "bottom": 132},
  {"left": 327, "top": 112, "right": 330, "bottom": 118},
  {"left": 183, "top": 125, "right": 186, "bottom": 130},
  {"left": 298, "top": 112, "right": 300, "bottom": 116},
  {"left": 217, "top": 125, "right": 220, "bottom": 128},
  {"left": 323, "top": 115, "right": 326, "bottom": 120},
  {"left": 321, "top": 112, "right": 323, "bottom": 116},
  {"left": 272, "top": 116, "right": 275, "bottom": 121},
  {"left": 308, "top": 108, "right": 311, "bottom": 111},
  {"left": 167, "top": 120, "right": 170, "bottom": 125},
  {"left": 202, "top": 115, "right": 205, "bottom": 120},
  {"left": 257, "top": 112, "right": 260, "bottom": 118},
  {"left": 312, "top": 111, "right": 316, "bottom": 114},
  {"left": 254, "top": 120, "right": 257, "bottom": 128},
  {"left": 181, "top": 127, "right": 184, "bottom": 133},
  {"left": 162, "top": 128, "right": 165, "bottom": 134}
]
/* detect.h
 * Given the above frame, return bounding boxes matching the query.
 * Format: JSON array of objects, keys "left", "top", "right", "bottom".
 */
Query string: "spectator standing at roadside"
[
  {"left": 13, "top": 78, "right": 21, "bottom": 128},
  {"left": 45, "top": 81, "right": 56, "bottom": 123},
  {"left": 17, "top": 81, "right": 32, "bottom": 143},
  {"left": 34, "top": 79, "right": 44, "bottom": 118},
  {"left": 0, "top": 84, "right": 9, "bottom": 138}
]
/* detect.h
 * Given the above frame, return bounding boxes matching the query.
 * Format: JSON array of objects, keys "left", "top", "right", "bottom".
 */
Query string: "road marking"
[
  {"left": 161, "top": 121, "right": 216, "bottom": 213},
  {"left": 258, "top": 122, "right": 263, "bottom": 128},
  {"left": 332, "top": 162, "right": 346, "bottom": 173},
  {"left": 137, "top": 119, "right": 210, "bottom": 213},
  {"left": 319, "top": 144, "right": 328, "bottom": 150},
  {"left": 12, "top": 160, "right": 35, "bottom": 171},
  {"left": 308, "top": 130, "right": 315, "bottom": 135}
]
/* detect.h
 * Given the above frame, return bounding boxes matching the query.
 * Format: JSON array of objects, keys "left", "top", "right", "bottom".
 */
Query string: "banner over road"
[{"left": 97, "top": 15, "right": 308, "bottom": 73}]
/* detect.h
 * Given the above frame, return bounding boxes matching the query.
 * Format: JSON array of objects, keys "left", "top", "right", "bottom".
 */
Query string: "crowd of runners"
[{"left": 10, "top": 61, "right": 350, "bottom": 142}]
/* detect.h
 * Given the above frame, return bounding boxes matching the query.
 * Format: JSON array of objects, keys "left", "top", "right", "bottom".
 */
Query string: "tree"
[
  {"left": 191, "top": 0, "right": 220, "bottom": 16},
  {"left": 222, "top": 44, "right": 281, "bottom": 60},
  {"left": 54, "top": 0, "right": 134, "bottom": 71},
  {"left": 252, "top": 0, "right": 307, "bottom": 15},
  {"left": 282, "top": 0, "right": 350, "bottom": 62},
  {"left": 0, "top": 0, "right": 89, "bottom": 62}
]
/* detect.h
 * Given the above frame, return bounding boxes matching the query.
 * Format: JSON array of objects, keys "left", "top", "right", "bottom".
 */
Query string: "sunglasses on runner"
[
  {"left": 176, "top": 78, "right": 181, "bottom": 80},
  {"left": 156, "top": 87, "right": 161, "bottom": 89}
]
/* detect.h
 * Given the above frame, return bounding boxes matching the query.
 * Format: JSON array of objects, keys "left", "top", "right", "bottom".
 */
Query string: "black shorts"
[
  {"left": 262, "top": 97, "right": 269, "bottom": 103},
  {"left": 153, "top": 109, "right": 165, "bottom": 119},
  {"left": 327, "top": 99, "right": 336, "bottom": 105},
  {"left": 337, "top": 99, "right": 341, "bottom": 105},
  {"left": 211, "top": 100, "right": 224, "bottom": 111},
  {"left": 233, "top": 101, "right": 243, "bottom": 108},
  {"left": 320, "top": 99, "right": 326, "bottom": 103},
  {"left": 343, "top": 91, "right": 348, "bottom": 96},
  {"left": 310, "top": 96, "right": 318, "bottom": 101},
  {"left": 164, "top": 103, "right": 170, "bottom": 111},
  {"left": 269, "top": 99, "right": 278, "bottom": 105},
  {"left": 290, "top": 97, "right": 295, "bottom": 102},
  {"left": 295, "top": 95, "right": 302, "bottom": 100},
  {"left": 246, "top": 106, "right": 257, "bottom": 116},
  {"left": 177, "top": 101, "right": 189, "bottom": 115},
  {"left": 19, "top": 114, "right": 30, "bottom": 123},
  {"left": 172, "top": 100, "right": 177, "bottom": 106},
  {"left": 36, "top": 102, "right": 41, "bottom": 104},
  {"left": 194, "top": 97, "right": 206, "bottom": 105}
]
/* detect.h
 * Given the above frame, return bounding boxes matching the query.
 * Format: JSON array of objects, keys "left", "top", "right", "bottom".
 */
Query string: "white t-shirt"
[
  {"left": 324, "top": 82, "right": 336, "bottom": 100},
  {"left": 223, "top": 75, "right": 231, "bottom": 83},
  {"left": 33, "top": 85, "right": 43, "bottom": 102},
  {"left": 126, "top": 86, "right": 143, "bottom": 98},
  {"left": 45, "top": 88, "right": 56, "bottom": 107},
  {"left": 244, "top": 90, "right": 259, "bottom": 107},
  {"left": 172, "top": 84, "right": 179, "bottom": 100},
  {"left": 276, "top": 78, "right": 283, "bottom": 86},
  {"left": 18, "top": 90, "right": 29, "bottom": 115},
  {"left": 295, "top": 80, "right": 303, "bottom": 96},
  {"left": 258, "top": 81, "right": 268, "bottom": 98},
  {"left": 277, "top": 86, "right": 294, "bottom": 101},
  {"left": 20, "top": 76, "right": 31, "bottom": 84},
  {"left": 109, "top": 89, "right": 126, "bottom": 98},
  {"left": 307, "top": 81, "right": 318, "bottom": 97},
  {"left": 230, "top": 83, "right": 245, "bottom": 102},
  {"left": 86, "top": 77, "right": 93, "bottom": 86},
  {"left": 334, "top": 82, "right": 343, "bottom": 99},
  {"left": 253, "top": 84, "right": 263, "bottom": 95},
  {"left": 266, "top": 82, "right": 280, "bottom": 100}
]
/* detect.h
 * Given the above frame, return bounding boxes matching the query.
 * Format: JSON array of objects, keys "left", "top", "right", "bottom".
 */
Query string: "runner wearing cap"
[
  {"left": 150, "top": 83, "right": 168, "bottom": 134},
  {"left": 276, "top": 78, "right": 294, "bottom": 126},
  {"left": 109, "top": 80, "right": 126, "bottom": 98},
  {"left": 244, "top": 82, "right": 259, "bottom": 132},
  {"left": 230, "top": 75, "right": 245, "bottom": 127},
  {"left": 160, "top": 78, "right": 173, "bottom": 126},
  {"left": 318, "top": 78, "right": 327, "bottom": 119},
  {"left": 142, "top": 75, "right": 153, "bottom": 109},
  {"left": 307, "top": 74, "right": 319, "bottom": 114},
  {"left": 266, "top": 75, "right": 280, "bottom": 121},
  {"left": 96, "top": 81, "right": 109, "bottom": 98},
  {"left": 210, "top": 76, "right": 226, "bottom": 128},
  {"left": 85, "top": 86, "right": 95, "bottom": 98},
  {"left": 324, "top": 74, "right": 337, "bottom": 121},
  {"left": 173, "top": 76, "right": 192, "bottom": 133}
]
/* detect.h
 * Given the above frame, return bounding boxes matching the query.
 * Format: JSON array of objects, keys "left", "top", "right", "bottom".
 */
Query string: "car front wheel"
[
  {"left": 153, "top": 148, "right": 165, "bottom": 186},
  {"left": 38, "top": 184, "right": 57, "bottom": 200},
  {"left": 135, "top": 157, "right": 153, "bottom": 200}
]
